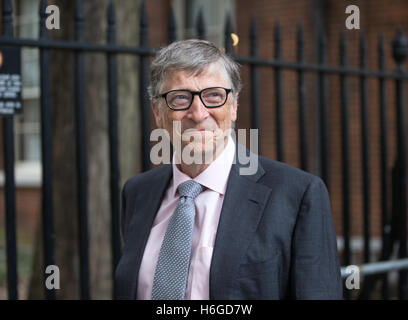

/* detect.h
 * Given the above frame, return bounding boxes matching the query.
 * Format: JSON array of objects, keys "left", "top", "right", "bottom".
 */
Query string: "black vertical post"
[
  {"left": 196, "top": 8, "right": 206, "bottom": 40},
  {"left": 2, "top": 0, "right": 18, "bottom": 301},
  {"left": 107, "top": 0, "right": 121, "bottom": 299},
  {"left": 168, "top": 6, "right": 177, "bottom": 43},
  {"left": 39, "top": 0, "right": 56, "bottom": 300},
  {"left": 360, "top": 33, "right": 371, "bottom": 265},
  {"left": 378, "top": 34, "right": 390, "bottom": 300},
  {"left": 250, "top": 16, "right": 260, "bottom": 153},
  {"left": 392, "top": 29, "right": 408, "bottom": 300},
  {"left": 274, "top": 23, "right": 284, "bottom": 162},
  {"left": 74, "top": 0, "right": 90, "bottom": 300},
  {"left": 224, "top": 12, "right": 234, "bottom": 146},
  {"left": 139, "top": 1, "right": 150, "bottom": 172},
  {"left": 297, "top": 25, "right": 307, "bottom": 172},
  {"left": 224, "top": 13, "right": 233, "bottom": 55},
  {"left": 340, "top": 31, "right": 351, "bottom": 300},
  {"left": 317, "top": 28, "right": 329, "bottom": 189}
]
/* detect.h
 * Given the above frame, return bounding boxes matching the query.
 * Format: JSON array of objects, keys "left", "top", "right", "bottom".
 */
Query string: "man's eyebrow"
[{"left": 163, "top": 88, "right": 199, "bottom": 93}]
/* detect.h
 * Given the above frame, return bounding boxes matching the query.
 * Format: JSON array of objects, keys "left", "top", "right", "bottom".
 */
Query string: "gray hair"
[{"left": 148, "top": 39, "right": 242, "bottom": 102}]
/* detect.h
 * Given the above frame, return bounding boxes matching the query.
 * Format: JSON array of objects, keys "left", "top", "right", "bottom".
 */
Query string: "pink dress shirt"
[{"left": 137, "top": 136, "right": 235, "bottom": 300}]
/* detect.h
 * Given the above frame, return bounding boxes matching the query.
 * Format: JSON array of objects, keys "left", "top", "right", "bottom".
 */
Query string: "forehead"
[{"left": 161, "top": 62, "right": 230, "bottom": 91}]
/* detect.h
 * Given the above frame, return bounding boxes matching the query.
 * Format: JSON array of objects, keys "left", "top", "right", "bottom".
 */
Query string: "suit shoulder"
[
  {"left": 258, "top": 156, "right": 324, "bottom": 190},
  {"left": 123, "top": 164, "right": 171, "bottom": 194}
]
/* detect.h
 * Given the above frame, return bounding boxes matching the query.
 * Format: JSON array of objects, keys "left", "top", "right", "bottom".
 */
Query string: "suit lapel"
[
  {"left": 126, "top": 164, "right": 172, "bottom": 298},
  {"left": 209, "top": 160, "right": 271, "bottom": 299}
]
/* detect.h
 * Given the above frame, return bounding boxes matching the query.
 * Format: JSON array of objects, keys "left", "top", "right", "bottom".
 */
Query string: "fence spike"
[
  {"left": 297, "top": 24, "right": 304, "bottom": 44},
  {"left": 318, "top": 28, "right": 326, "bottom": 64},
  {"left": 75, "top": 0, "right": 84, "bottom": 21},
  {"left": 108, "top": 0, "right": 116, "bottom": 27},
  {"left": 140, "top": 1, "right": 148, "bottom": 29},
  {"left": 196, "top": 8, "right": 206, "bottom": 40},
  {"left": 75, "top": 0, "right": 84, "bottom": 41},
  {"left": 39, "top": 0, "right": 47, "bottom": 17},
  {"left": 274, "top": 22, "right": 281, "bottom": 38},
  {"left": 224, "top": 12, "right": 233, "bottom": 54},
  {"left": 360, "top": 32, "right": 367, "bottom": 69},
  {"left": 274, "top": 22, "right": 281, "bottom": 59},
  {"left": 169, "top": 6, "right": 177, "bottom": 43},
  {"left": 297, "top": 24, "right": 304, "bottom": 63},
  {"left": 340, "top": 31, "right": 347, "bottom": 66},
  {"left": 378, "top": 34, "right": 385, "bottom": 70},
  {"left": 140, "top": 1, "right": 148, "bottom": 46},
  {"left": 250, "top": 15, "right": 257, "bottom": 38},
  {"left": 107, "top": 0, "right": 116, "bottom": 44},
  {"left": 392, "top": 28, "right": 407, "bottom": 68}
]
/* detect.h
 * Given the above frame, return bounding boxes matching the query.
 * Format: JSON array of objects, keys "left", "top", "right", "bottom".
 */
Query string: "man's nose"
[{"left": 187, "top": 94, "right": 209, "bottom": 121}]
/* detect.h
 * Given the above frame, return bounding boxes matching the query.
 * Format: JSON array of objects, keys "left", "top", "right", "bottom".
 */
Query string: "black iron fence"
[{"left": 0, "top": 0, "right": 407, "bottom": 300}]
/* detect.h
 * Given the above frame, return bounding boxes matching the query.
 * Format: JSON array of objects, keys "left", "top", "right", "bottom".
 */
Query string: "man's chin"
[
  {"left": 183, "top": 129, "right": 214, "bottom": 139},
  {"left": 180, "top": 140, "right": 228, "bottom": 165},
  {"left": 184, "top": 142, "right": 212, "bottom": 153}
]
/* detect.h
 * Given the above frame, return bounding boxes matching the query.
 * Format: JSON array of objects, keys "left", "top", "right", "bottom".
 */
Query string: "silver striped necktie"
[{"left": 151, "top": 180, "right": 204, "bottom": 300}]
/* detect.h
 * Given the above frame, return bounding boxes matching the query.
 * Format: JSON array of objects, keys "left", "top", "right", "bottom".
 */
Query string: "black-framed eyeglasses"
[{"left": 157, "top": 87, "right": 232, "bottom": 111}]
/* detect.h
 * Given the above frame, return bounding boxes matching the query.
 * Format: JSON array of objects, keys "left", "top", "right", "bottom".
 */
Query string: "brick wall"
[{"left": 0, "top": 188, "right": 41, "bottom": 245}]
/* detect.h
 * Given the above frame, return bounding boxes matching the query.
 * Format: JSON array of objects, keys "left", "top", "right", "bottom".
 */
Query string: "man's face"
[{"left": 152, "top": 62, "right": 238, "bottom": 161}]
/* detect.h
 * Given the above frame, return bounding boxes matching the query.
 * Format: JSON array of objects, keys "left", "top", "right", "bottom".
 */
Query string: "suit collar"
[
  {"left": 209, "top": 157, "right": 272, "bottom": 299},
  {"left": 126, "top": 164, "right": 172, "bottom": 299}
]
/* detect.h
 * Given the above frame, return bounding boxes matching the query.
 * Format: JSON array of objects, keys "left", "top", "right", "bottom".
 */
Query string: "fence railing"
[
  {"left": 0, "top": 0, "right": 407, "bottom": 300},
  {"left": 341, "top": 259, "right": 408, "bottom": 279}
]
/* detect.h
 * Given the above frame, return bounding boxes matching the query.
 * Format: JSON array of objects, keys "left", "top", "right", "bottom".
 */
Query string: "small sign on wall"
[{"left": 0, "top": 46, "right": 22, "bottom": 115}]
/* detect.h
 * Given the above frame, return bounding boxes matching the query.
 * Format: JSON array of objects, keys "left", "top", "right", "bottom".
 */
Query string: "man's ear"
[{"left": 152, "top": 101, "right": 163, "bottom": 128}]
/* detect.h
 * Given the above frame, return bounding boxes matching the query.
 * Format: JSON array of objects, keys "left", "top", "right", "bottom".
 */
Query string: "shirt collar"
[{"left": 171, "top": 135, "right": 235, "bottom": 197}]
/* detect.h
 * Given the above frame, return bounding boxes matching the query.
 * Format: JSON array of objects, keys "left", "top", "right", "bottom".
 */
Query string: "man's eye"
[
  {"left": 175, "top": 95, "right": 189, "bottom": 100},
  {"left": 204, "top": 92, "right": 220, "bottom": 98}
]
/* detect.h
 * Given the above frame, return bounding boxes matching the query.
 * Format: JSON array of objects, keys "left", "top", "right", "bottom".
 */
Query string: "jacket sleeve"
[
  {"left": 120, "top": 180, "right": 128, "bottom": 246},
  {"left": 290, "top": 176, "right": 343, "bottom": 299}
]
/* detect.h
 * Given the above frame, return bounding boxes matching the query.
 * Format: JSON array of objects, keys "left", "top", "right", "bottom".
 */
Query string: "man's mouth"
[{"left": 183, "top": 128, "right": 213, "bottom": 133}]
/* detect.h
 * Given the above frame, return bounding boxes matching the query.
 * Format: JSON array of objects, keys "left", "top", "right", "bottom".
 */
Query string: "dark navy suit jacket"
[{"left": 115, "top": 154, "right": 343, "bottom": 299}]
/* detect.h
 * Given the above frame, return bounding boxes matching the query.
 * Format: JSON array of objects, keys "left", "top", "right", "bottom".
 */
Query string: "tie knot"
[{"left": 178, "top": 180, "right": 203, "bottom": 199}]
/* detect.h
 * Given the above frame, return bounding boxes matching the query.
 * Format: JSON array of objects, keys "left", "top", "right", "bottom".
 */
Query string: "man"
[{"left": 115, "top": 39, "right": 343, "bottom": 300}]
